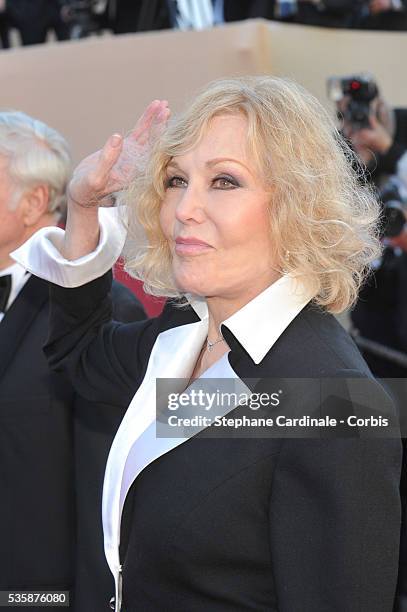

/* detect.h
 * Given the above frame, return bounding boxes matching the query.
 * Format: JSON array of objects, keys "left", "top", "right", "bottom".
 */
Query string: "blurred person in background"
[
  {"left": 272, "top": 0, "right": 407, "bottom": 28},
  {"left": 167, "top": 1, "right": 275, "bottom": 29},
  {"left": 0, "top": 0, "right": 10, "bottom": 48},
  {"left": 354, "top": 97, "right": 407, "bottom": 183},
  {"left": 0, "top": 111, "right": 145, "bottom": 610},
  {"left": 283, "top": 0, "right": 356, "bottom": 27},
  {"left": 333, "top": 77, "right": 407, "bottom": 612},
  {"left": 350, "top": 224, "right": 407, "bottom": 379},
  {"left": 6, "top": 0, "right": 70, "bottom": 45},
  {"left": 379, "top": 155, "right": 407, "bottom": 612},
  {"left": 61, "top": 0, "right": 171, "bottom": 39},
  {"left": 338, "top": 94, "right": 407, "bottom": 185},
  {"left": 347, "top": 93, "right": 407, "bottom": 374},
  {"left": 356, "top": 0, "right": 407, "bottom": 30},
  {"left": 112, "top": 0, "right": 171, "bottom": 33},
  {"left": 330, "top": 75, "right": 407, "bottom": 379},
  {"left": 220, "top": 1, "right": 275, "bottom": 22},
  {"left": 218, "top": 0, "right": 354, "bottom": 25},
  {"left": 58, "top": 0, "right": 106, "bottom": 39}
]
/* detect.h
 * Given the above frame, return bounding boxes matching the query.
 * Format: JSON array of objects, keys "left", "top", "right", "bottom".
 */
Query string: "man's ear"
[{"left": 21, "top": 184, "right": 50, "bottom": 227}]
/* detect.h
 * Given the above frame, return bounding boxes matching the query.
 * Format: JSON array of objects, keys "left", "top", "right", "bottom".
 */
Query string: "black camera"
[
  {"left": 379, "top": 177, "right": 407, "bottom": 239},
  {"left": 327, "top": 74, "right": 379, "bottom": 130}
]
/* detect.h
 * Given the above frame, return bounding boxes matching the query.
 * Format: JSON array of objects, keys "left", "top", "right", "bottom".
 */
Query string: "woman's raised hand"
[
  {"left": 62, "top": 100, "right": 170, "bottom": 261},
  {"left": 68, "top": 99, "right": 170, "bottom": 208}
]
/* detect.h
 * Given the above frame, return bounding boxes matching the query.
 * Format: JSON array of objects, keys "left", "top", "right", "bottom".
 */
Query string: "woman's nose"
[{"left": 174, "top": 184, "right": 206, "bottom": 224}]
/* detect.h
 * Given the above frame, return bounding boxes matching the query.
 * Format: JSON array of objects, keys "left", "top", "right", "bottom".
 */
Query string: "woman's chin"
[{"left": 173, "top": 273, "right": 210, "bottom": 297}]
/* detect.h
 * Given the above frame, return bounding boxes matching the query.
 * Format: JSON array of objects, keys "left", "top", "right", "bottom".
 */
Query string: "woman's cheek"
[{"left": 158, "top": 204, "right": 172, "bottom": 240}]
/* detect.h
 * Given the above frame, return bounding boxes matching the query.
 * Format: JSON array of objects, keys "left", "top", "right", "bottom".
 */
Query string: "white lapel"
[
  {"left": 103, "top": 317, "right": 208, "bottom": 609},
  {"left": 103, "top": 314, "right": 255, "bottom": 612}
]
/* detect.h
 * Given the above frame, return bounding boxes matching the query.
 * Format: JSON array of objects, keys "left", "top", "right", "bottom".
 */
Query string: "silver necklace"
[{"left": 206, "top": 335, "right": 225, "bottom": 352}]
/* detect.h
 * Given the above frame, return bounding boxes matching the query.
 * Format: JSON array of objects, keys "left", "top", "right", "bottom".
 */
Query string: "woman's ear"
[{"left": 21, "top": 184, "right": 50, "bottom": 227}]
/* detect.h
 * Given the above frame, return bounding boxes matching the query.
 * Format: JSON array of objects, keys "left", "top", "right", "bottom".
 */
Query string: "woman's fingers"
[
  {"left": 69, "top": 133, "right": 124, "bottom": 207},
  {"left": 89, "top": 133, "right": 123, "bottom": 192},
  {"left": 131, "top": 99, "right": 162, "bottom": 142},
  {"left": 129, "top": 99, "right": 170, "bottom": 146},
  {"left": 154, "top": 104, "right": 171, "bottom": 125},
  {"left": 148, "top": 104, "right": 171, "bottom": 143},
  {"left": 68, "top": 99, "right": 169, "bottom": 209}
]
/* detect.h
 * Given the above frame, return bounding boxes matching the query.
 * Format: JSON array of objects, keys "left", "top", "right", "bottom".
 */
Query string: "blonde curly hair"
[{"left": 121, "top": 75, "right": 382, "bottom": 314}]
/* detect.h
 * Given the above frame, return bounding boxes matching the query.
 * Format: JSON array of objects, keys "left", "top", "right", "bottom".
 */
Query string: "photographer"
[
  {"left": 329, "top": 76, "right": 407, "bottom": 376},
  {"left": 331, "top": 75, "right": 407, "bottom": 186},
  {"left": 350, "top": 98, "right": 407, "bottom": 185},
  {"left": 356, "top": 0, "right": 407, "bottom": 30},
  {"left": 347, "top": 159, "right": 407, "bottom": 612},
  {"left": 350, "top": 211, "right": 407, "bottom": 378},
  {"left": 339, "top": 82, "right": 407, "bottom": 609}
]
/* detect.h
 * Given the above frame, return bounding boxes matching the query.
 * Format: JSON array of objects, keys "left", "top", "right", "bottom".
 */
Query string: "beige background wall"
[
  {"left": 1, "top": 19, "right": 406, "bottom": 164},
  {"left": 259, "top": 21, "right": 406, "bottom": 108}
]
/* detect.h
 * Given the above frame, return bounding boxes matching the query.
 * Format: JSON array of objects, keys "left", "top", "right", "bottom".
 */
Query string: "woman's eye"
[
  {"left": 213, "top": 176, "right": 239, "bottom": 189},
  {"left": 166, "top": 176, "right": 187, "bottom": 188},
  {"left": 165, "top": 175, "right": 239, "bottom": 189}
]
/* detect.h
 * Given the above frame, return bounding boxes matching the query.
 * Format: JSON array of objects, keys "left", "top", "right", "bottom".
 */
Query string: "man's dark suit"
[
  {"left": 223, "top": 0, "right": 276, "bottom": 22},
  {"left": 295, "top": 1, "right": 355, "bottom": 27},
  {"left": 6, "top": 0, "right": 69, "bottom": 45},
  {"left": 72, "top": 283, "right": 146, "bottom": 611},
  {"left": 373, "top": 108, "right": 407, "bottom": 180},
  {"left": 105, "top": 0, "right": 171, "bottom": 34},
  {"left": 0, "top": 6, "right": 10, "bottom": 48},
  {"left": 222, "top": 0, "right": 352, "bottom": 26},
  {"left": 44, "top": 270, "right": 402, "bottom": 611},
  {"left": 0, "top": 274, "right": 145, "bottom": 611},
  {"left": 356, "top": 0, "right": 407, "bottom": 30}
]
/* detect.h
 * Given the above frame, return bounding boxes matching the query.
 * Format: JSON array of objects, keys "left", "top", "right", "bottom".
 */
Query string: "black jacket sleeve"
[
  {"left": 111, "top": 279, "right": 147, "bottom": 323},
  {"left": 43, "top": 271, "right": 178, "bottom": 408},
  {"left": 269, "top": 434, "right": 402, "bottom": 611},
  {"left": 375, "top": 108, "right": 407, "bottom": 176},
  {"left": 377, "top": 141, "right": 407, "bottom": 175}
]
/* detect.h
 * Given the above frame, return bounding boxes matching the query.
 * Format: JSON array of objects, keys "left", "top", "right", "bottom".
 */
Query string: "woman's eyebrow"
[
  {"left": 167, "top": 157, "right": 253, "bottom": 176},
  {"left": 166, "top": 160, "right": 183, "bottom": 171},
  {"left": 206, "top": 157, "right": 252, "bottom": 173},
  {"left": 166, "top": 157, "right": 253, "bottom": 175}
]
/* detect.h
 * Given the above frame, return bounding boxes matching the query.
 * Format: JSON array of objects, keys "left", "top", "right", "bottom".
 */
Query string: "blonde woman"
[{"left": 14, "top": 76, "right": 402, "bottom": 612}]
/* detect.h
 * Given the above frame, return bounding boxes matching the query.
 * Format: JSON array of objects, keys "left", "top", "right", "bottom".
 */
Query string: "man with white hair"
[{"left": 0, "top": 111, "right": 146, "bottom": 610}]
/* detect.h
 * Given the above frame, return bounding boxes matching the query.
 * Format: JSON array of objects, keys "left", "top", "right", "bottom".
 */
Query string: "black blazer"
[
  {"left": 0, "top": 275, "right": 145, "bottom": 611},
  {"left": 44, "top": 271, "right": 402, "bottom": 612},
  {"left": 0, "top": 275, "right": 75, "bottom": 607},
  {"left": 72, "top": 281, "right": 146, "bottom": 612}
]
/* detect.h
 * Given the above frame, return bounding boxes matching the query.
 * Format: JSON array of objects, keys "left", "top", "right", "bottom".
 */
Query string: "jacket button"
[{"left": 109, "top": 596, "right": 115, "bottom": 610}]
